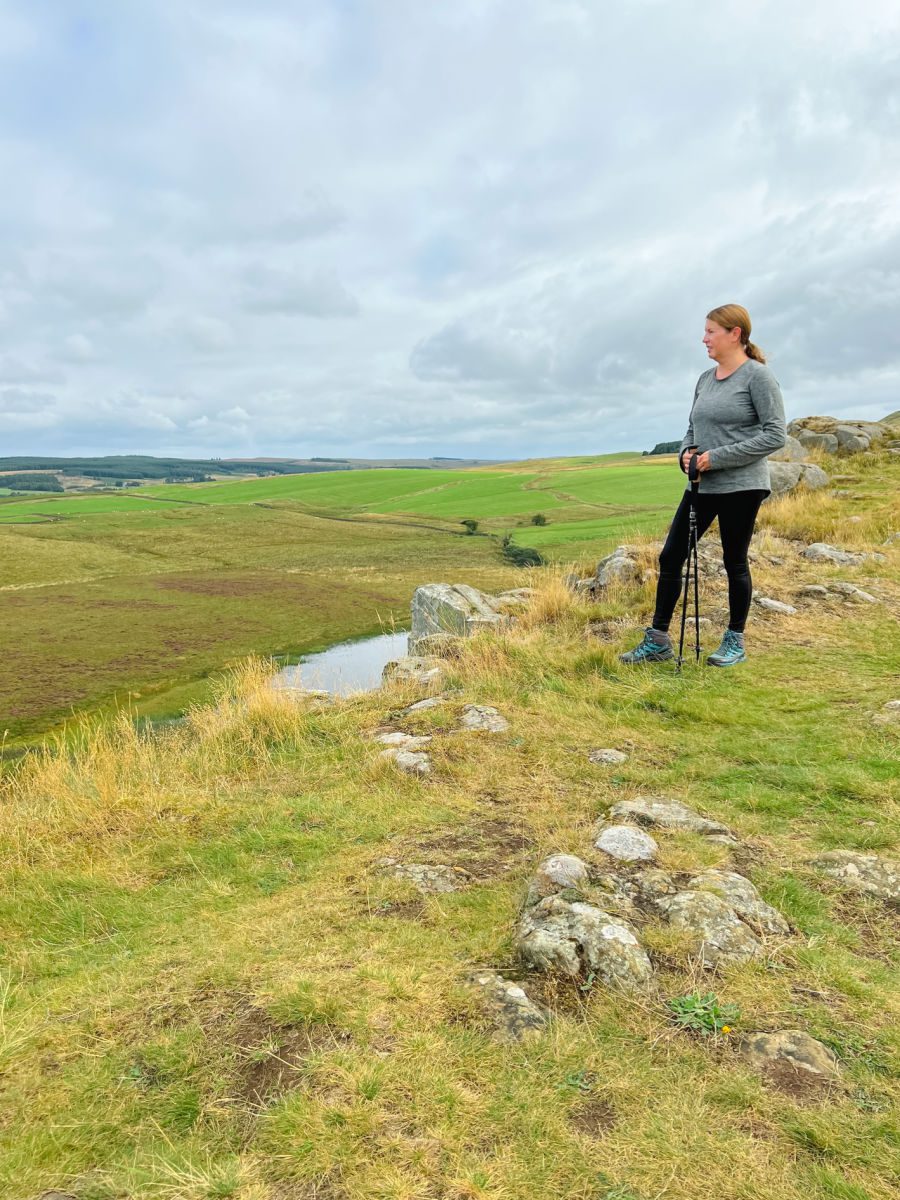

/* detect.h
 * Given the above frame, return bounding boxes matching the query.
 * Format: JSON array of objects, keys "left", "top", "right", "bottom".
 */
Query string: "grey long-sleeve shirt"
[{"left": 679, "top": 360, "right": 787, "bottom": 493}]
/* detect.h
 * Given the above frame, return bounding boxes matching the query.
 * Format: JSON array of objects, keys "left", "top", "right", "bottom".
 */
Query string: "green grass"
[
  {"left": 0, "top": 455, "right": 684, "bottom": 741},
  {"left": 0, "top": 483, "right": 898, "bottom": 1197}
]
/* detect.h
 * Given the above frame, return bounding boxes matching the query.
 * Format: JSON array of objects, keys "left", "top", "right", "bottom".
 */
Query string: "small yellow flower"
[{"left": 721, "top": 1025, "right": 732, "bottom": 1033}]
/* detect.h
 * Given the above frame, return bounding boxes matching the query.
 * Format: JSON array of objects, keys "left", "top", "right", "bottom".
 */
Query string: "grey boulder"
[
  {"left": 797, "top": 429, "right": 839, "bottom": 454},
  {"left": 687, "top": 870, "right": 790, "bottom": 936},
  {"left": 518, "top": 896, "right": 654, "bottom": 991},
  {"left": 459, "top": 704, "right": 509, "bottom": 733},
  {"left": 753, "top": 596, "right": 798, "bottom": 615},
  {"left": 595, "top": 545, "right": 641, "bottom": 587},
  {"left": 801, "top": 543, "right": 863, "bottom": 566},
  {"left": 409, "top": 583, "right": 508, "bottom": 654},
  {"left": 594, "top": 825, "right": 659, "bottom": 864},
  {"left": 525, "top": 853, "right": 591, "bottom": 906},
  {"left": 769, "top": 435, "right": 807, "bottom": 462},
  {"left": 656, "top": 890, "right": 761, "bottom": 966},
  {"left": 379, "top": 748, "right": 432, "bottom": 776}
]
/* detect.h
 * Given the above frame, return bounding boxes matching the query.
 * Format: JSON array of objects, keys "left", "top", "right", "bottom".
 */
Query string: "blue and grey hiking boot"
[
  {"left": 619, "top": 627, "right": 674, "bottom": 664},
  {"left": 707, "top": 629, "right": 746, "bottom": 667}
]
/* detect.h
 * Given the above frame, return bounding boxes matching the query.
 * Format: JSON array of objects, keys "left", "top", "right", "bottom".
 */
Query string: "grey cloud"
[
  {"left": 0, "top": 388, "right": 56, "bottom": 413},
  {"left": 241, "top": 265, "right": 359, "bottom": 317}
]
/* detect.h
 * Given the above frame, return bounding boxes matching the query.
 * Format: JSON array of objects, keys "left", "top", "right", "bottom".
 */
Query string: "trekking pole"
[{"left": 676, "top": 452, "right": 702, "bottom": 674}]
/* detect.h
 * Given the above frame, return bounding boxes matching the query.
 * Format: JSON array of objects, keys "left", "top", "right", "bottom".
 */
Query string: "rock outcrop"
[{"left": 409, "top": 584, "right": 510, "bottom": 654}]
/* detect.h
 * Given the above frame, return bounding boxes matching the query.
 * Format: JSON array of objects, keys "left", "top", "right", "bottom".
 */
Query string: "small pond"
[{"left": 271, "top": 630, "right": 409, "bottom": 697}]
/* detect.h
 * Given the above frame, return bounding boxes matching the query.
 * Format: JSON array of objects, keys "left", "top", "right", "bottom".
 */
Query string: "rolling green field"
[{"left": 1, "top": 454, "right": 684, "bottom": 741}]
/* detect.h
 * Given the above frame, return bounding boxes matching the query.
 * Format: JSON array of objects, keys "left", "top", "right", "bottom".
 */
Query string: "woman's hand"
[
  {"left": 680, "top": 448, "right": 694, "bottom": 472},
  {"left": 695, "top": 451, "right": 712, "bottom": 472}
]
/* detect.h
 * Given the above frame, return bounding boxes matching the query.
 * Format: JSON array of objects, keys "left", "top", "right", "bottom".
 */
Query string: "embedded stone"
[
  {"left": 609, "top": 796, "right": 735, "bottom": 840},
  {"left": 687, "top": 870, "right": 790, "bottom": 936},
  {"left": 594, "top": 825, "right": 658, "bottom": 864},
  {"left": 376, "top": 858, "right": 470, "bottom": 893},
  {"left": 801, "top": 543, "right": 863, "bottom": 565},
  {"left": 375, "top": 731, "right": 433, "bottom": 750},
  {"left": 798, "top": 585, "right": 828, "bottom": 598},
  {"left": 379, "top": 748, "right": 432, "bottom": 776},
  {"left": 656, "top": 890, "right": 761, "bottom": 966},
  {"left": 382, "top": 656, "right": 445, "bottom": 687},
  {"left": 459, "top": 704, "right": 509, "bottom": 733},
  {"left": 525, "top": 854, "right": 591, "bottom": 906},
  {"left": 809, "top": 851, "right": 900, "bottom": 901},
  {"left": 740, "top": 1030, "right": 839, "bottom": 1079},
  {"left": 595, "top": 546, "right": 641, "bottom": 587},
  {"left": 754, "top": 596, "right": 798, "bottom": 615},
  {"left": 588, "top": 748, "right": 628, "bottom": 765},
  {"left": 467, "top": 971, "right": 548, "bottom": 1041}
]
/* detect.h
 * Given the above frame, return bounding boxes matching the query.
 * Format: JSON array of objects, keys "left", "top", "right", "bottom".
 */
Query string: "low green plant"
[{"left": 667, "top": 992, "right": 741, "bottom": 1037}]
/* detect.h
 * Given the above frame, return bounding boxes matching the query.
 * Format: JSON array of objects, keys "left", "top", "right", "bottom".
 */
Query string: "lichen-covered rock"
[
  {"left": 594, "top": 825, "right": 658, "bottom": 864},
  {"left": 609, "top": 796, "right": 735, "bottom": 841},
  {"left": 379, "top": 748, "right": 432, "bottom": 776},
  {"left": 525, "top": 854, "right": 591, "bottom": 906},
  {"left": 588, "top": 748, "right": 628, "bottom": 765},
  {"left": 595, "top": 546, "right": 641, "bottom": 587},
  {"left": 403, "top": 694, "right": 448, "bottom": 714},
  {"left": 467, "top": 971, "right": 548, "bottom": 1041},
  {"left": 809, "top": 851, "right": 900, "bottom": 901},
  {"left": 740, "top": 1030, "right": 839, "bottom": 1079},
  {"left": 801, "top": 543, "right": 863, "bottom": 565},
  {"left": 754, "top": 596, "right": 798, "bottom": 615},
  {"left": 459, "top": 704, "right": 509, "bottom": 733},
  {"left": 827, "top": 582, "right": 877, "bottom": 603},
  {"left": 376, "top": 858, "right": 469, "bottom": 893},
  {"left": 518, "top": 896, "right": 653, "bottom": 991},
  {"left": 767, "top": 461, "right": 829, "bottom": 498},
  {"left": 382, "top": 656, "right": 445, "bottom": 687},
  {"left": 656, "top": 890, "right": 761, "bottom": 966},
  {"left": 375, "top": 731, "right": 433, "bottom": 750},
  {"left": 409, "top": 583, "right": 508, "bottom": 654},
  {"left": 687, "top": 870, "right": 790, "bottom": 936}
]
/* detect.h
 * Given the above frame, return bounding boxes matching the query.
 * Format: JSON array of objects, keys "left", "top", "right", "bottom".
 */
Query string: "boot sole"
[
  {"left": 706, "top": 653, "right": 746, "bottom": 667},
  {"left": 619, "top": 650, "right": 674, "bottom": 664}
]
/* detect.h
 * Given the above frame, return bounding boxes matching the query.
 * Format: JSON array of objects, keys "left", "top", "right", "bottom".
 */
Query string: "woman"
[{"left": 621, "top": 303, "right": 786, "bottom": 667}]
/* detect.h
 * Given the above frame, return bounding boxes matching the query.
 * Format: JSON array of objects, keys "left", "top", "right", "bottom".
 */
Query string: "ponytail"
[{"left": 707, "top": 304, "right": 768, "bottom": 364}]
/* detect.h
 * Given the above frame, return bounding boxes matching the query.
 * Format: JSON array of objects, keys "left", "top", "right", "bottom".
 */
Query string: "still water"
[{"left": 271, "top": 630, "right": 409, "bottom": 697}]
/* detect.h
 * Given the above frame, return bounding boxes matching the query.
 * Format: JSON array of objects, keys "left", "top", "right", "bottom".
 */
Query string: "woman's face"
[{"left": 703, "top": 320, "right": 742, "bottom": 360}]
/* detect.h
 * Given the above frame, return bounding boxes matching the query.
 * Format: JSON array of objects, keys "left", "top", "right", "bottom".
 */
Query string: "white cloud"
[{"left": 0, "top": 0, "right": 898, "bottom": 457}]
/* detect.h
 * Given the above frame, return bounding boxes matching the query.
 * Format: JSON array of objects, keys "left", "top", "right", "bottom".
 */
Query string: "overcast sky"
[{"left": 1, "top": 1, "right": 898, "bottom": 460}]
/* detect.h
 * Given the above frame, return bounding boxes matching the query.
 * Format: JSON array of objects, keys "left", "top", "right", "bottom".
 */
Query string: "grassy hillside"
[
  {"left": 0, "top": 456, "right": 682, "bottom": 741},
  {"left": 1, "top": 457, "right": 897, "bottom": 1199}
]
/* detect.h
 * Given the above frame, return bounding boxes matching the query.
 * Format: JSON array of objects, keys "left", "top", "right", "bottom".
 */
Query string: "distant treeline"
[
  {"left": 0, "top": 456, "right": 351, "bottom": 482},
  {"left": 643, "top": 441, "right": 681, "bottom": 456},
  {"left": 0, "top": 473, "right": 64, "bottom": 492}
]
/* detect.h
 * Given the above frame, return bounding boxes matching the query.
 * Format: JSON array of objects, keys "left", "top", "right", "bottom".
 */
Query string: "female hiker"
[{"left": 620, "top": 303, "right": 786, "bottom": 667}]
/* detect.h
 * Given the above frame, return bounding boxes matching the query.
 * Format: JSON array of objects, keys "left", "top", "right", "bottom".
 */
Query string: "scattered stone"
[
  {"left": 798, "top": 584, "right": 828, "bottom": 598},
  {"left": 656, "top": 890, "right": 761, "bottom": 966},
  {"left": 595, "top": 545, "right": 641, "bottom": 587},
  {"left": 525, "top": 854, "right": 591, "bottom": 906},
  {"left": 753, "top": 596, "right": 798, "bottom": 615},
  {"left": 382, "top": 656, "right": 444, "bottom": 687},
  {"left": 687, "top": 870, "right": 790, "bottom": 936},
  {"left": 594, "top": 825, "right": 658, "bottom": 864},
  {"left": 609, "top": 796, "right": 735, "bottom": 841},
  {"left": 379, "top": 748, "right": 432, "bottom": 776},
  {"left": 408, "top": 583, "right": 509, "bottom": 654},
  {"left": 467, "top": 970, "right": 548, "bottom": 1041},
  {"left": 801, "top": 543, "right": 863, "bottom": 565},
  {"left": 459, "top": 704, "right": 509, "bottom": 733},
  {"left": 588, "top": 748, "right": 628, "bottom": 765},
  {"left": 376, "top": 858, "right": 469, "bottom": 893},
  {"left": 375, "top": 731, "right": 433, "bottom": 750},
  {"left": 740, "top": 1030, "right": 840, "bottom": 1080},
  {"left": 826, "top": 582, "right": 877, "bottom": 603},
  {"left": 518, "top": 896, "right": 654, "bottom": 991},
  {"left": 633, "top": 868, "right": 680, "bottom": 906},
  {"left": 809, "top": 850, "right": 900, "bottom": 901},
  {"left": 402, "top": 694, "right": 448, "bottom": 714}
]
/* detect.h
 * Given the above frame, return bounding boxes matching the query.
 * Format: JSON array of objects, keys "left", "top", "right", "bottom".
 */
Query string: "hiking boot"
[
  {"left": 707, "top": 629, "right": 746, "bottom": 667},
  {"left": 619, "top": 627, "right": 674, "bottom": 664}
]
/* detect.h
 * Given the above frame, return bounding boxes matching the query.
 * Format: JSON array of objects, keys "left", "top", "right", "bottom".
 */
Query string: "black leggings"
[{"left": 652, "top": 488, "right": 768, "bottom": 634}]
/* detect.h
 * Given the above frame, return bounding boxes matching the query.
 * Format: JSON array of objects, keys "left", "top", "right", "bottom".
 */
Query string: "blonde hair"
[{"left": 706, "top": 303, "right": 767, "bottom": 363}]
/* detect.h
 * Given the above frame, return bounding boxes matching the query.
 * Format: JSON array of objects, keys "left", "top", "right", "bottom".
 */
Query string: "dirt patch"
[
  {"left": 761, "top": 1060, "right": 839, "bottom": 1102},
  {"left": 370, "top": 897, "right": 427, "bottom": 920},
  {"left": 409, "top": 819, "right": 534, "bottom": 880},
  {"left": 569, "top": 1097, "right": 617, "bottom": 1137}
]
